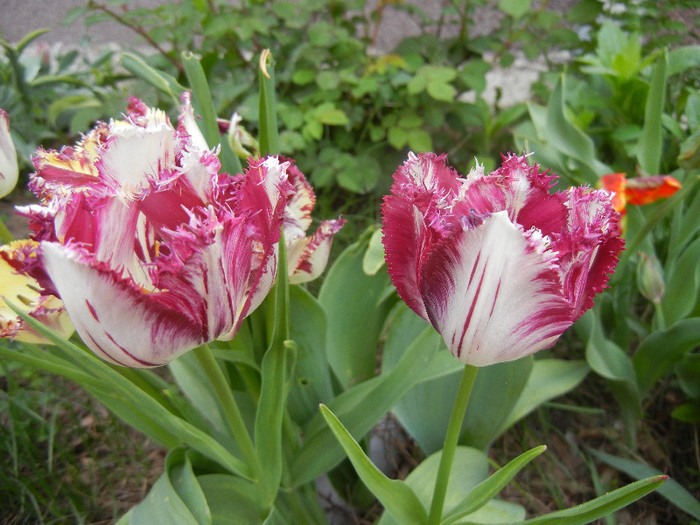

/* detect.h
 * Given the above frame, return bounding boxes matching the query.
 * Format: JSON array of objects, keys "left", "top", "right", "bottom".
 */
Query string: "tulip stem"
[
  {"left": 194, "top": 344, "right": 261, "bottom": 480},
  {"left": 427, "top": 363, "right": 479, "bottom": 525}
]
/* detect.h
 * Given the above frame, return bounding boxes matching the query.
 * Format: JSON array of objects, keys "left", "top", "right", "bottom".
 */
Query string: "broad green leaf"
[
  {"left": 319, "top": 236, "right": 394, "bottom": 387},
  {"left": 442, "top": 445, "right": 546, "bottom": 524},
  {"left": 198, "top": 474, "right": 262, "bottom": 524},
  {"left": 169, "top": 351, "right": 229, "bottom": 437},
  {"left": 661, "top": 237, "right": 700, "bottom": 325},
  {"left": 461, "top": 358, "right": 533, "bottom": 450},
  {"left": 637, "top": 50, "right": 667, "bottom": 176},
  {"left": 633, "top": 318, "right": 700, "bottom": 393},
  {"left": 545, "top": 75, "right": 610, "bottom": 182},
  {"left": 47, "top": 95, "right": 101, "bottom": 126},
  {"left": 515, "top": 475, "right": 666, "bottom": 524},
  {"left": 291, "top": 326, "right": 442, "bottom": 485},
  {"left": 494, "top": 359, "right": 590, "bottom": 437},
  {"left": 584, "top": 311, "right": 636, "bottom": 384},
  {"left": 378, "top": 446, "right": 526, "bottom": 525},
  {"left": 130, "top": 449, "right": 211, "bottom": 525},
  {"left": 588, "top": 449, "right": 700, "bottom": 519},
  {"left": 320, "top": 404, "right": 428, "bottom": 525},
  {"left": 286, "top": 285, "right": 334, "bottom": 427}
]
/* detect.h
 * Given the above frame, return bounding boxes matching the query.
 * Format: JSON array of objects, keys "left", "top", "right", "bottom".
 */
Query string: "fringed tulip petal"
[
  {"left": 288, "top": 219, "right": 346, "bottom": 284},
  {"left": 382, "top": 152, "right": 623, "bottom": 367}
]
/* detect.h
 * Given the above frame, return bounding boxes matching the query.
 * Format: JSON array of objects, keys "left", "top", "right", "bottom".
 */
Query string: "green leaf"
[
  {"left": 255, "top": 228, "right": 291, "bottom": 506},
  {"left": 362, "top": 227, "right": 386, "bottom": 276},
  {"left": 633, "top": 318, "right": 700, "bottom": 394},
  {"left": 426, "top": 81, "right": 456, "bottom": 102},
  {"left": 130, "top": 449, "right": 212, "bottom": 525},
  {"left": 661, "top": 237, "right": 700, "bottom": 325},
  {"left": 514, "top": 475, "right": 666, "bottom": 524},
  {"left": 407, "top": 129, "right": 433, "bottom": 152},
  {"left": 120, "top": 52, "right": 183, "bottom": 101},
  {"left": 588, "top": 449, "right": 700, "bottom": 519},
  {"left": 378, "top": 446, "right": 526, "bottom": 525},
  {"left": 545, "top": 75, "right": 610, "bottom": 181},
  {"left": 461, "top": 358, "right": 533, "bottom": 450},
  {"left": 3, "top": 301, "right": 249, "bottom": 478},
  {"left": 315, "top": 108, "right": 349, "bottom": 126},
  {"left": 494, "top": 359, "right": 590, "bottom": 437},
  {"left": 182, "top": 52, "right": 242, "bottom": 175},
  {"left": 388, "top": 126, "right": 408, "bottom": 149},
  {"left": 169, "top": 351, "right": 229, "bottom": 438},
  {"left": 584, "top": 311, "right": 636, "bottom": 384},
  {"left": 198, "top": 474, "right": 262, "bottom": 524},
  {"left": 637, "top": 50, "right": 667, "bottom": 176},
  {"left": 499, "top": 0, "right": 531, "bottom": 18},
  {"left": 286, "top": 286, "right": 334, "bottom": 427},
  {"left": 320, "top": 405, "right": 428, "bottom": 525},
  {"left": 318, "top": 236, "right": 394, "bottom": 387},
  {"left": 667, "top": 45, "right": 700, "bottom": 76},
  {"left": 291, "top": 326, "right": 443, "bottom": 485},
  {"left": 442, "top": 445, "right": 546, "bottom": 524}
]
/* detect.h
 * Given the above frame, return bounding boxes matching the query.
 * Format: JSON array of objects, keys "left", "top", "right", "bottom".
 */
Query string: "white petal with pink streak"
[
  {"left": 41, "top": 242, "right": 203, "bottom": 368},
  {"left": 421, "top": 211, "right": 573, "bottom": 366}
]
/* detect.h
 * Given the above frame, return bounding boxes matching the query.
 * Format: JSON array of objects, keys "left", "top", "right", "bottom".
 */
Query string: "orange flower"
[{"left": 600, "top": 173, "right": 681, "bottom": 215}]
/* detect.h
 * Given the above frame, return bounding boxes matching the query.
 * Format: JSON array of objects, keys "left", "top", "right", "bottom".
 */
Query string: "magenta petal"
[
  {"left": 420, "top": 212, "right": 573, "bottom": 366},
  {"left": 557, "top": 187, "right": 624, "bottom": 320}
]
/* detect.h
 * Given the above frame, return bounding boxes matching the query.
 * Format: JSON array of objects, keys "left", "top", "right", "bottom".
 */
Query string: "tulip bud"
[
  {"left": 637, "top": 252, "right": 665, "bottom": 304},
  {"left": 227, "top": 113, "right": 259, "bottom": 158},
  {"left": 0, "top": 110, "right": 18, "bottom": 198}
]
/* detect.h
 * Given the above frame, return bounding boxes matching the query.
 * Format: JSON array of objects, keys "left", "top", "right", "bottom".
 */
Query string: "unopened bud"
[{"left": 637, "top": 252, "right": 665, "bottom": 304}]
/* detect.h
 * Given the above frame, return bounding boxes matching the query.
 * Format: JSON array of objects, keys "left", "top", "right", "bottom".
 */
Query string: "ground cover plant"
[{"left": 1, "top": 0, "right": 700, "bottom": 523}]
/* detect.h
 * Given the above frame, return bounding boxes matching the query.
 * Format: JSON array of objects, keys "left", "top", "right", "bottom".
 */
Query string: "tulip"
[
  {"left": 600, "top": 172, "right": 681, "bottom": 215},
  {"left": 8, "top": 94, "right": 342, "bottom": 367},
  {"left": 0, "top": 109, "right": 18, "bottom": 198},
  {"left": 382, "top": 152, "right": 624, "bottom": 367},
  {"left": 0, "top": 240, "right": 73, "bottom": 343}
]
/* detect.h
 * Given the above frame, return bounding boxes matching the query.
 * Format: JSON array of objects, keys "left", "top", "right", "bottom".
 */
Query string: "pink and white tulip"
[
  {"left": 382, "top": 153, "right": 623, "bottom": 367},
  {"left": 5, "top": 95, "right": 342, "bottom": 367}
]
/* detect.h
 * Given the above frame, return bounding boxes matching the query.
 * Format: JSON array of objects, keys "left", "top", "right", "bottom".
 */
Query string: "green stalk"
[
  {"left": 193, "top": 344, "right": 261, "bottom": 480},
  {"left": 258, "top": 49, "right": 280, "bottom": 156},
  {"left": 427, "top": 364, "right": 479, "bottom": 525}
]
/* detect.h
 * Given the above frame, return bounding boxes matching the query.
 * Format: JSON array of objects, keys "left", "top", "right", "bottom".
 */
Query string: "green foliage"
[{"left": 64, "top": 0, "right": 594, "bottom": 206}]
